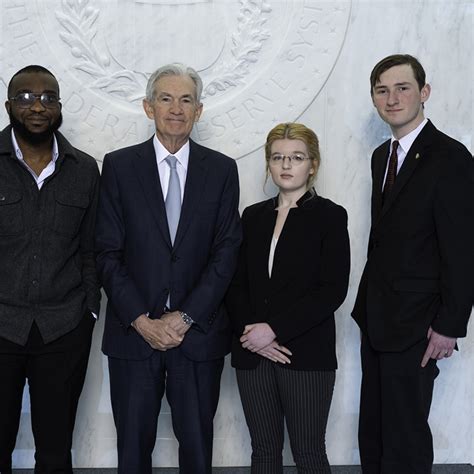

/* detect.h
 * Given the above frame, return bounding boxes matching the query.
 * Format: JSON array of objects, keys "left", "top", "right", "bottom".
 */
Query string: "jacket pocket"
[
  {"left": 53, "top": 189, "right": 89, "bottom": 236},
  {"left": 0, "top": 189, "right": 23, "bottom": 235},
  {"left": 393, "top": 278, "right": 439, "bottom": 293}
]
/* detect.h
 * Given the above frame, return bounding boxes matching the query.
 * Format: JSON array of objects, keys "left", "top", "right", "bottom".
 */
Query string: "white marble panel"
[{"left": 0, "top": 0, "right": 472, "bottom": 468}]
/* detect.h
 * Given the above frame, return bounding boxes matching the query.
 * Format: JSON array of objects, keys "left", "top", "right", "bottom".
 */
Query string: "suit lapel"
[
  {"left": 268, "top": 192, "right": 314, "bottom": 293},
  {"left": 133, "top": 137, "right": 172, "bottom": 247},
  {"left": 173, "top": 140, "right": 208, "bottom": 249},
  {"left": 259, "top": 199, "right": 278, "bottom": 283},
  {"left": 270, "top": 210, "right": 310, "bottom": 293},
  {"left": 372, "top": 141, "right": 390, "bottom": 223},
  {"left": 374, "top": 121, "right": 437, "bottom": 226}
]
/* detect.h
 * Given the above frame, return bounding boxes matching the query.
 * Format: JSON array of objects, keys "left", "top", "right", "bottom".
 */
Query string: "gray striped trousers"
[{"left": 236, "top": 359, "right": 335, "bottom": 474}]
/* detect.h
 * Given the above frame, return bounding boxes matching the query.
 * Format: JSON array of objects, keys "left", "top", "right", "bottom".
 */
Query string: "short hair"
[
  {"left": 145, "top": 63, "right": 203, "bottom": 103},
  {"left": 7, "top": 65, "right": 57, "bottom": 97},
  {"left": 265, "top": 123, "right": 321, "bottom": 190},
  {"left": 370, "top": 54, "right": 426, "bottom": 94}
]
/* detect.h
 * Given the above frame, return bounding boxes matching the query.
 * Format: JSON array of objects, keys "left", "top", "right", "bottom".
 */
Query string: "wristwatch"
[{"left": 179, "top": 311, "right": 194, "bottom": 326}]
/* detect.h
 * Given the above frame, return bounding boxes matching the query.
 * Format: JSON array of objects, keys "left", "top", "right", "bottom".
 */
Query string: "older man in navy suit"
[
  {"left": 352, "top": 54, "right": 473, "bottom": 473},
  {"left": 96, "top": 63, "right": 241, "bottom": 474}
]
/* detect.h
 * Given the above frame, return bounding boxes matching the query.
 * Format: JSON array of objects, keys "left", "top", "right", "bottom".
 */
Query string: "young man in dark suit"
[
  {"left": 352, "top": 54, "right": 473, "bottom": 473},
  {"left": 0, "top": 65, "right": 100, "bottom": 474},
  {"left": 95, "top": 63, "right": 241, "bottom": 474}
]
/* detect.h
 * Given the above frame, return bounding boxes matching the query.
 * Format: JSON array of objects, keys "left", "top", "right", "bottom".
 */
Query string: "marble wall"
[{"left": 0, "top": 0, "right": 472, "bottom": 468}]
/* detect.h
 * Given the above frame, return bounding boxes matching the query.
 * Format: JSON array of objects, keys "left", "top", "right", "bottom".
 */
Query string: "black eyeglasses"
[{"left": 9, "top": 92, "right": 61, "bottom": 109}]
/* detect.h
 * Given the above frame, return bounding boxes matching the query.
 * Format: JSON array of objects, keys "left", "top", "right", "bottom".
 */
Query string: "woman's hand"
[
  {"left": 240, "top": 323, "right": 276, "bottom": 352},
  {"left": 258, "top": 341, "right": 292, "bottom": 364}
]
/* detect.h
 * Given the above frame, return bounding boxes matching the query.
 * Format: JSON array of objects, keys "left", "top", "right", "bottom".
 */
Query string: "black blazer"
[
  {"left": 96, "top": 137, "right": 242, "bottom": 361},
  {"left": 226, "top": 191, "right": 350, "bottom": 370},
  {"left": 352, "top": 120, "right": 474, "bottom": 352}
]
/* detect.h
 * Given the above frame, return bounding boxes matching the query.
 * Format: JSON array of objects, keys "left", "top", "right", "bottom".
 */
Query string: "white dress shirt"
[
  {"left": 153, "top": 134, "right": 189, "bottom": 202},
  {"left": 383, "top": 118, "right": 428, "bottom": 186},
  {"left": 153, "top": 135, "right": 190, "bottom": 310},
  {"left": 11, "top": 128, "right": 58, "bottom": 189},
  {"left": 268, "top": 236, "right": 278, "bottom": 277}
]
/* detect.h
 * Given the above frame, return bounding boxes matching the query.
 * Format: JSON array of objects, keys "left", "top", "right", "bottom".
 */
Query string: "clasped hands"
[
  {"left": 240, "top": 322, "right": 292, "bottom": 364},
  {"left": 132, "top": 311, "right": 191, "bottom": 351}
]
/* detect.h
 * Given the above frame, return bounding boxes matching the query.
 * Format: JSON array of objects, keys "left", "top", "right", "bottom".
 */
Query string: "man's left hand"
[
  {"left": 161, "top": 311, "right": 191, "bottom": 337},
  {"left": 421, "top": 326, "right": 456, "bottom": 367}
]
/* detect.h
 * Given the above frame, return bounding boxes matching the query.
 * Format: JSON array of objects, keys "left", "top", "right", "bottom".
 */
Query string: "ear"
[
  {"left": 420, "top": 83, "right": 431, "bottom": 104},
  {"left": 5, "top": 101, "right": 11, "bottom": 115},
  {"left": 194, "top": 102, "right": 203, "bottom": 122},
  {"left": 142, "top": 98, "right": 155, "bottom": 119}
]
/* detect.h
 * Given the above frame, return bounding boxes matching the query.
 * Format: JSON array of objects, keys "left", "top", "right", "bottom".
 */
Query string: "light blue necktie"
[{"left": 165, "top": 155, "right": 181, "bottom": 243}]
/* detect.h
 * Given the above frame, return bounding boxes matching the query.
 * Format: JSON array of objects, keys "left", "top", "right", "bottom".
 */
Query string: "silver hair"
[{"left": 145, "top": 63, "right": 203, "bottom": 103}]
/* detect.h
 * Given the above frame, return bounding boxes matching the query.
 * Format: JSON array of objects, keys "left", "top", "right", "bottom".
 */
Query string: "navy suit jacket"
[
  {"left": 352, "top": 120, "right": 474, "bottom": 352},
  {"left": 96, "top": 137, "right": 242, "bottom": 361}
]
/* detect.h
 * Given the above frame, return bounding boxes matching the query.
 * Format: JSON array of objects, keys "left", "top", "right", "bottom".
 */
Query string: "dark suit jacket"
[
  {"left": 352, "top": 120, "right": 474, "bottom": 352},
  {"left": 226, "top": 191, "right": 350, "bottom": 370},
  {"left": 95, "top": 137, "right": 241, "bottom": 361}
]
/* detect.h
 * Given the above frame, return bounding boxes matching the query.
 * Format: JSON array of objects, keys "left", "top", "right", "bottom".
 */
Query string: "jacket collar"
[
  {"left": 0, "top": 125, "right": 80, "bottom": 163},
  {"left": 269, "top": 188, "right": 318, "bottom": 210}
]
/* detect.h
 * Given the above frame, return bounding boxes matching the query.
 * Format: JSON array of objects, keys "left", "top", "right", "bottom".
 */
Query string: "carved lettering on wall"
[{"left": 2, "top": 0, "right": 351, "bottom": 158}]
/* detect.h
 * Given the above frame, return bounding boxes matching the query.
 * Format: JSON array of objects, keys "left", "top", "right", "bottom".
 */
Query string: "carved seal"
[{"left": 1, "top": 0, "right": 351, "bottom": 158}]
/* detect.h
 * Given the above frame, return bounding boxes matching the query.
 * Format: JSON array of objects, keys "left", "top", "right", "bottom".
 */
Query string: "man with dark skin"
[{"left": 0, "top": 65, "right": 100, "bottom": 474}]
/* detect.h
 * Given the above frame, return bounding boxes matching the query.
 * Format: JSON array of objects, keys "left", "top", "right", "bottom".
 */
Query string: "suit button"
[
  {"left": 264, "top": 298, "right": 268, "bottom": 305},
  {"left": 171, "top": 254, "right": 179, "bottom": 262}
]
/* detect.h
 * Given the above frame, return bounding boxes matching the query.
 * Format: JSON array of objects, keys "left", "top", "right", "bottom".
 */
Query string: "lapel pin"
[{"left": 415, "top": 153, "right": 420, "bottom": 159}]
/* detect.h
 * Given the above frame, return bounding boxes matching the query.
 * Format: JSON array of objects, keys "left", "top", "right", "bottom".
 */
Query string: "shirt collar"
[
  {"left": 153, "top": 134, "right": 190, "bottom": 171},
  {"left": 11, "top": 128, "right": 59, "bottom": 163},
  {"left": 391, "top": 118, "right": 428, "bottom": 155}
]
